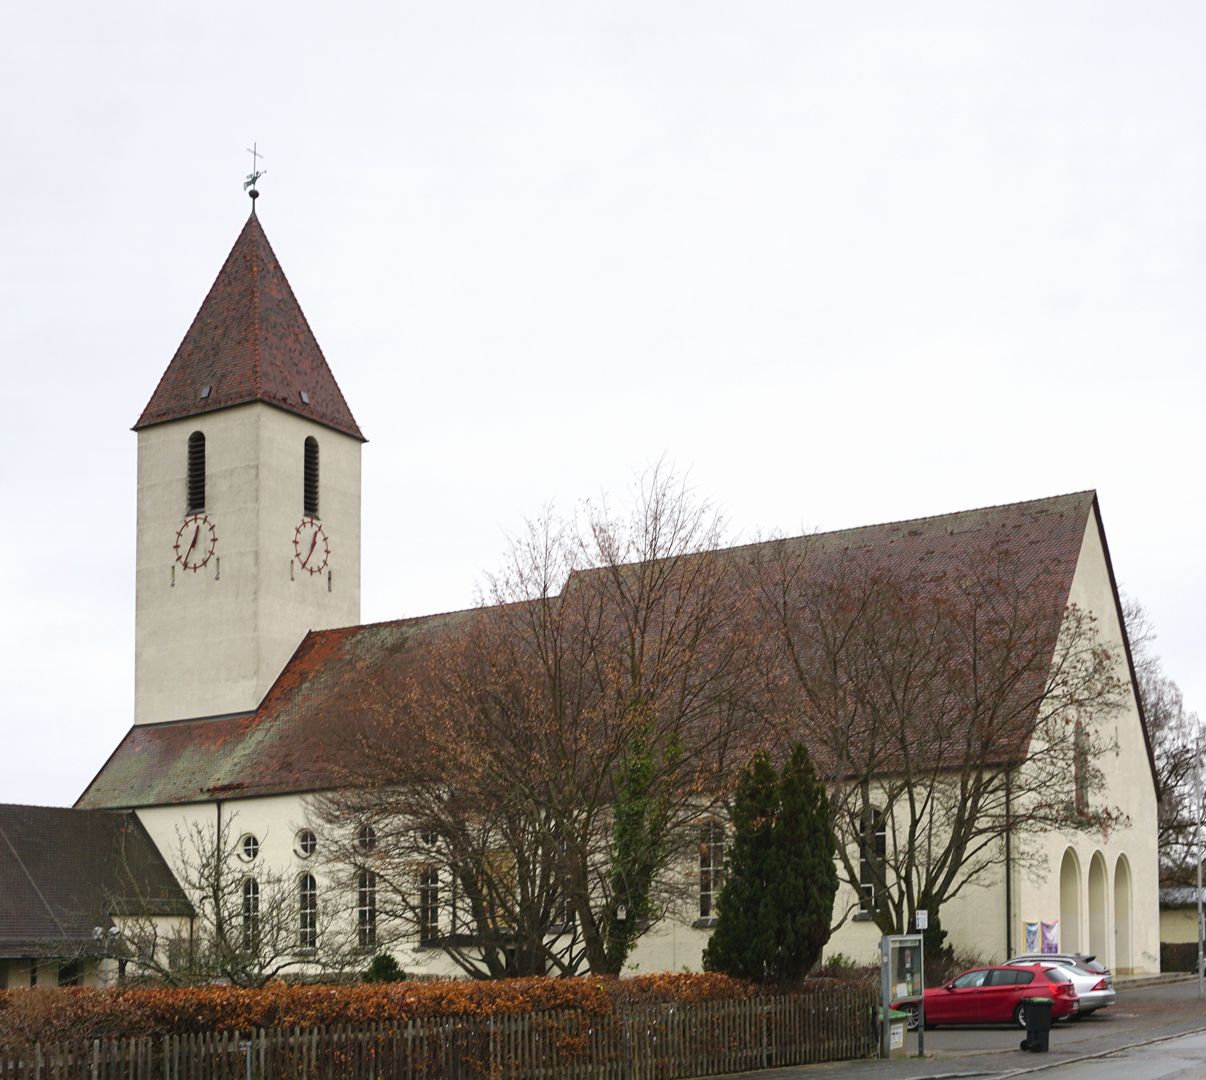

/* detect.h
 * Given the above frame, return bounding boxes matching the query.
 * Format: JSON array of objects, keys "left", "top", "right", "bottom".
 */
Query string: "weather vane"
[{"left": 244, "top": 143, "right": 266, "bottom": 202}]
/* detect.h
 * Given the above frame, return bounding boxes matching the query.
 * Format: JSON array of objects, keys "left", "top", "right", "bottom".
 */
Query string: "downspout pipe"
[{"left": 1005, "top": 769, "right": 1013, "bottom": 959}]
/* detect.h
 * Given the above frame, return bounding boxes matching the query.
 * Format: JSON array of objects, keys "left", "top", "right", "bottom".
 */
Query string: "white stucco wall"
[
  {"left": 1160, "top": 907, "right": 1196, "bottom": 946},
  {"left": 135, "top": 405, "right": 361, "bottom": 725},
  {"left": 0, "top": 958, "right": 105, "bottom": 989},
  {"left": 1006, "top": 507, "right": 1159, "bottom": 973}
]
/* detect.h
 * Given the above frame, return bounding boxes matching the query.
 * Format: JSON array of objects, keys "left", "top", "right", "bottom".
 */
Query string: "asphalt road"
[
  {"left": 1036, "top": 1028, "right": 1206, "bottom": 1079},
  {"left": 718, "top": 976, "right": 1206, "bottom": 1079}
]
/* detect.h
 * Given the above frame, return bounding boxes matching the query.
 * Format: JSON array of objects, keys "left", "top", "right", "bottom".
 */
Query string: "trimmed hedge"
[{"left": 0, "top": 973, "right": 757, "bottom": 1047}]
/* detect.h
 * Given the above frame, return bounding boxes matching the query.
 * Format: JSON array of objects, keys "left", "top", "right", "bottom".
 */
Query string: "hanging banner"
[
  {"left": 1025, "top": 922, "right": 1040, "bottom": 953},
  {"left": 1041, "top": 920, "right": 1059, "bottom": 954}
]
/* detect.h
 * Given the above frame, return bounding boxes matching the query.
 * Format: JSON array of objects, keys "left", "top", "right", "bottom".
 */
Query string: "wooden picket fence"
[{"left": 0, "top": 986, "right": 877, "bottom": 1079}]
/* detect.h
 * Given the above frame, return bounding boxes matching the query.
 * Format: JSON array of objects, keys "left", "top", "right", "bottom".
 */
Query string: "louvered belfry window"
[
  {"left": 304, "top": 437, "right": 320, "bottom": 517},
  {"left": 187, "top": 432, "right": 206, "bottom": 513}
]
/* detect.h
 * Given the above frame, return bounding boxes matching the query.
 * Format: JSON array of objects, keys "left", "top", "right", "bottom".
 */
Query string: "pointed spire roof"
[{"left": 135, "top": 212, "right": 365, "bottom": 440}]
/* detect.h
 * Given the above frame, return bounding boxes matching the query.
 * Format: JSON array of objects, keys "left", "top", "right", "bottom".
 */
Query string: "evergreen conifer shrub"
[{"left": 703, "top": 744, "right": 838, "bottom": 983}]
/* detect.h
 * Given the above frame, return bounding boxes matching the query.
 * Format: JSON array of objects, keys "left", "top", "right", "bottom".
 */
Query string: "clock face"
[
  {"left": 174, "top": 514, "right": 218, "bottom": 571},
  {"left": 293, "top": 517, "right": 330, "bottom": 575}
]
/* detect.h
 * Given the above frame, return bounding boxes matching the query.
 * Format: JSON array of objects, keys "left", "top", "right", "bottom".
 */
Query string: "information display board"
[
  {"left": 880, "top": 934, "right": 925, "bottom": 1058},
  {"left": 887, "top": 934, "right": 923, "bottom": 1000}
]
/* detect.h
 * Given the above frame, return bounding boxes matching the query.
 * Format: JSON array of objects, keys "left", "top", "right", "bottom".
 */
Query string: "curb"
[{"left": 1115, "top": 972, "right": 1196, "bottom": 991}]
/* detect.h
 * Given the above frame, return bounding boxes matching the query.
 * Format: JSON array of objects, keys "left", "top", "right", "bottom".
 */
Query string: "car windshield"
[{"left": 1043, "top": 968, "right": 1072, "bottom": 983}]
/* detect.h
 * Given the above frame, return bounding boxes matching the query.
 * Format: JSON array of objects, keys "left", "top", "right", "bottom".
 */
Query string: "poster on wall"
[
  {"left": 1025, "top": 922, "right": 1040, "bottom": 953},
  {"left": 1041, "top": 921, "right": 1059, "bottom": 954}
]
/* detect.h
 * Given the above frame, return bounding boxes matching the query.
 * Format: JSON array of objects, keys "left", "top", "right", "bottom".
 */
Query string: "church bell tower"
[{"left": 132, "top": 207, "right": 364, "bottom": 725}]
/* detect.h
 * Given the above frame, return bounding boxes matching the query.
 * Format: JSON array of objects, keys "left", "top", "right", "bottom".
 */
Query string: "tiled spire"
[{"left": 135, "top": 213, "right": 364, "bottom": 441}]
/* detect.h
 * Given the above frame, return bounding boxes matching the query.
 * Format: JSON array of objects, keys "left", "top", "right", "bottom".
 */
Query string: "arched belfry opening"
[
  {"left": 1059, "top": 848, "right": 1081, "bottom": 953},
  {"left": 187, "top": 431, "right": 206, "bottom": 513},
  {"left": 304, "top": 436, "right": 319, "bottom": 517}
]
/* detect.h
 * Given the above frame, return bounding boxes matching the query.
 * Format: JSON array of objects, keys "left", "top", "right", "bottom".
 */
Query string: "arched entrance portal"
[
  {"left": 1115, "top": 856, "right": 1133, "bottom": 973},
  {"left": 1088, "top": 852, "right": 1109, "bottom": 963},
  {"left": 1059, "top": 848, "right": 1081, "bottom": 954}
]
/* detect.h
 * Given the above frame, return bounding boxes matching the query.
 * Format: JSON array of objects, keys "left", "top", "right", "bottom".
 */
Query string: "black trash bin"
[{"left": 1020, "top": 997, "right": 1053, "bottom": 1052}]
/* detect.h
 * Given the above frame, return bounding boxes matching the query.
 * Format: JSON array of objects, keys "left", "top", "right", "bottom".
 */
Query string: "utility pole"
[{"left": 1195, "top": 744, "right": 1203, "bottom": 1000}]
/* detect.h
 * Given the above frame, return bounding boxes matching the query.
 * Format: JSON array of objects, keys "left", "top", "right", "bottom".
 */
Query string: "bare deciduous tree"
[
  {"left": 319, "top": 467, "right": 775, "bottom": 977},
  {"left": 1123, "top": 594, "right": 1203, "bottom": 883},
  {"left": 753, "top": 542, "right": 1128, "bottom": 938}
]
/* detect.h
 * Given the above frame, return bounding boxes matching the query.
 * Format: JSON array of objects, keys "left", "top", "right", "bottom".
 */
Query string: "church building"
[{"left": 11, "top": 203, "right": 1158, "bottom": 984}]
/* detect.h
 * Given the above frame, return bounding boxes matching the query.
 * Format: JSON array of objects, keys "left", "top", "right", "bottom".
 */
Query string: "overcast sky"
[{"left": 2, "top": 2, "right": 1202, "bottom": 806}]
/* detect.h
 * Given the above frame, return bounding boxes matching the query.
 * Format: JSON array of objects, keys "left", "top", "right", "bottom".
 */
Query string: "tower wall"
[{"left": 134, "top": 404, "right": 361, "bottom": 725}]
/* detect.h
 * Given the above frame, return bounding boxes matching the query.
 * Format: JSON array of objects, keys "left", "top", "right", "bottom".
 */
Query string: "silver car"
[
  {"left": 1004, "top": 957, "right": 1115, "bottom": 1015},
  {"left": 1007, "top": 952, "right": 1109, "bottom": 977}
]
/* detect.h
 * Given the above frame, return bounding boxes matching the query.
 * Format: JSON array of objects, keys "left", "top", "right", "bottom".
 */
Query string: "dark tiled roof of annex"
[
  {"left": 77, "top": 609, "right": 477, "bottom": 810},
  {"left": 134, "top": 211, "right": 364, "bottom": 441},
  {"left": 77, "top": 491, "right": 1104, "bottom": 811},
  {"left": 0, "top": 804, "right": 191, "bottom": 958}
]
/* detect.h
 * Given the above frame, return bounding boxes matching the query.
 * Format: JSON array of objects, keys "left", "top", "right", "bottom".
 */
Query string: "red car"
[{"left": 893, "top": 964, "right": 1079, "bottom": 1029}]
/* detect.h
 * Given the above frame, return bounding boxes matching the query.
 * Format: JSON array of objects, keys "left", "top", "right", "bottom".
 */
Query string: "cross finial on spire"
[{"left": 244, "top": 143, "right": 266, "bottom": 205}]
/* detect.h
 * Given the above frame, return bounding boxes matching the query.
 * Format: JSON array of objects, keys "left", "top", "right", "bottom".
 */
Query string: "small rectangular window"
[
  {"left": 242, "top": 879, "right": 260, "bottom": 951},
  {"left": 358, "top": 871, "right": 377, "bottom": 949},
  {"left": 859, "top": 808, "right": 887, "bottom": 912}
]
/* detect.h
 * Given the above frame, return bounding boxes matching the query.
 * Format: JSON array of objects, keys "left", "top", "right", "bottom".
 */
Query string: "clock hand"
[
  {"left": 301, "top": 530, "right": 319, "bottom": 567},
  {"left": 184, "top": 525, "right": 200, "bottom": 563}
]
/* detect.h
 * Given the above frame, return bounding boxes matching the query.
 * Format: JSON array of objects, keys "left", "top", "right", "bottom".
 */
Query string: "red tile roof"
[
  {"left": 76, "top": 491, "right": 1154, "bottom": 809},
  {"left": 134, "top": 212, "right": 364, "bottom": 441}
]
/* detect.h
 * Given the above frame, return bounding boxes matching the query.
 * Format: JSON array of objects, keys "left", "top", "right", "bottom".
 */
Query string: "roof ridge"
[
  {"left": 250, "top": 220, "right": 361, "bottom": 438},
  {"left": 308, "top": 598, "right": 543, "bottom": 638},
  {"left": 250, "top": 212, "right": 263, "bottom": 401},
  {"left": 765, "top": 489, "right": 1097, "bottom": 549}
]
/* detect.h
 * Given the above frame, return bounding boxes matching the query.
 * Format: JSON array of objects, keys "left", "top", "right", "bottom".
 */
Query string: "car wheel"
[
  {"left": 901, "top": 1003, "right": 920, "bottom": 1031},
  {"left": 1013, "top": 1002, "right": 1028, "bottom": 1029}
]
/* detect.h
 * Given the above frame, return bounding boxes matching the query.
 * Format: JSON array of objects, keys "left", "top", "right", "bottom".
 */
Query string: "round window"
[
  {"left": 240, "top": 834, "right": 260, "bottom": 861},
  {"left": 295, "top": 829, "right": 317, "bottom": 858}
]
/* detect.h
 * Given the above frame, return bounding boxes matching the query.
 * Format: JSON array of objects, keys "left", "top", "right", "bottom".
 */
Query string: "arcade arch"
[
  {"left": 1114, "top": 855, "right": 1133, "bottom": 973},
  {"left": 1059, "top": 848, "right": 1081, "bottom": 954},
  {"left": 1088, "top": 851, "right": 1109, "bottom": 962}
]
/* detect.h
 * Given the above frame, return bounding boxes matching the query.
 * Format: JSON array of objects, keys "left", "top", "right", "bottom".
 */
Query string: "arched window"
[
  {"left": 419, "top": 867, "right": 440, "bottom": 945},
  {"left": 187, "top": 432, "right": 206, "bottom": 513},
  {"left": 242, "top": 878, "right": 260, "bottom": 951},
  {"left": 303, "top": 437, "right": 319, "bottom": 517},
  {"left": 699, "top": 822, "right": 726, "bottom": 919},
  {"left": 358, "top": 870, "right": 377, "bottom": 949},
  {"left": 298, "top": 874, "right": 317, "bottom": 949}
]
